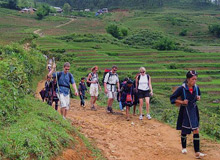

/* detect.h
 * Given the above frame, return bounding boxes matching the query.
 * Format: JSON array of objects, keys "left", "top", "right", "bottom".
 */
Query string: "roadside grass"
[{"left": 0, "top": 96, "right": 74, "bottom": 160}]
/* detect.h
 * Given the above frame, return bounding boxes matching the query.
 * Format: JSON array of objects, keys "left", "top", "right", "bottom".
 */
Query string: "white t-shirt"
[
  {"left": 138, "top": 74, "right": 149, "bottom": 91},
  {"left": 104, "top": 72, "right": 119, "bottom": 92}
]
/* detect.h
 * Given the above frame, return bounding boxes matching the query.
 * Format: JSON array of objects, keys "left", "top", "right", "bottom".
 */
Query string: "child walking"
[{"left": 78, "top": 77, "right": 87, "bottom": 107}]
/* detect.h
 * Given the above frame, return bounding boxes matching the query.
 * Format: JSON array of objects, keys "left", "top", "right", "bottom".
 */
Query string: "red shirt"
[{"left": 189, "top": 88, "right": 193, "bottom": 94}]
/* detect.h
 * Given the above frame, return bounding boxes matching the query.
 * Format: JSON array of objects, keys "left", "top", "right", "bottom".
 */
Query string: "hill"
[
  {"left": 0, "top": 4, "right": 220, "bottom": 159},
  {"left": 34, "top": 8, "right": 220, "bottom": 140}
]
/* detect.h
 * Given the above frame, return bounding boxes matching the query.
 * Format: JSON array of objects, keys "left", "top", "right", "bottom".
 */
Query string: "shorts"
[
  {"left": 57, "top": 93, "right": 70, "bottom": 110},
  {"left": 138, "top": 90, "right": 150, "bottom": 99},
  {"left": 90, "top": 85, "right": 99, "bottom": 97},
  {"left": 107, "top": 91, "right": 117, "bottom": 100}
]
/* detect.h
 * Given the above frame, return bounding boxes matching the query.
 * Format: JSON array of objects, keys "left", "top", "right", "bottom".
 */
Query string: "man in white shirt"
[{"left": 104, "top": 65, "right": 120, "bottom": 113}]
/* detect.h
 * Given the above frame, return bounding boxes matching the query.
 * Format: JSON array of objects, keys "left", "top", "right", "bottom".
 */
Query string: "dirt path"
[
  {"left": 33, "top": 18, "right": 75, "bottom": 37},
  {"left": 36, "top": 80, "right": 220, "bottom": 160},
  {"left": 56, "top": 18, "right": 75, "bottom": 28},
  {"left": 33, "top": 29, "right": 44, "bottom": 37}
]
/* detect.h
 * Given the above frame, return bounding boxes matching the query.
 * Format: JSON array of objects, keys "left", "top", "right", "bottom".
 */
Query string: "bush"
[
  {"left": 179, "top": 29, "right": 187, "bottom": 36},
  {"left": 121, "top": 28, "right": 128, "bottom": 37},
  {"left": 123, "top": 29, "right": 163, "bottom": 47},
  {"left": 154, "top": 37, "right": 177, "bottom": 50},
  {"left": 209, "top": 24, "right": 220, "bottom": 38},
  {"left": 106, "top": 24, "right": 122, "bottom": 39},
  {"left": 36, "top": 4, "right": 50, "bottom": 20}
]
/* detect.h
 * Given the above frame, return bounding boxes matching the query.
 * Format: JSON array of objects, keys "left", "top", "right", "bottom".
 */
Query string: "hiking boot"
[
  {"left": 91, "top": 106, "right": 97, "bottom": 111},
  {"left": 109, "top": 107, "right": 114, "bottom": 114},
  {"left": 182, "top": 148, "right": 187, "bottom": 154},
  {"left": 139, "top": 115, "right": 143, "bottom": 120},
  {"left": 106, "top": 106, "right": 110, "bottom": 113},
  {"left": 195, "top": 152, "right": 207, "bottom": 159},
  {"left": 146, "top": 114, "right": 152, "bottom": 120}
]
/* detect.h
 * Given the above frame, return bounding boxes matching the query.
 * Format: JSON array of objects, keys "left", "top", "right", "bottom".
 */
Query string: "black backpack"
[{"left": 86, "top": 72, "right": 96, "bottom": 87}]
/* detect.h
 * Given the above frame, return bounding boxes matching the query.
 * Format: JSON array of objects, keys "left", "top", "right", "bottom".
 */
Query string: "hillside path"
[
  {"left": 33, "top": 18, "right": 76, "bottom": 37},
  {"left": 36, "top": 80, "right": 220, "bottom": 160},
  {"left": 56, "top": 18, "right": 75, "bottom": 28}
]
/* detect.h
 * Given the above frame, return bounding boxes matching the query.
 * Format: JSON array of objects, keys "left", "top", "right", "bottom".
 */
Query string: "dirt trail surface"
[
  {"left": 33, "top": 18, "right": 75, "bottom": 37},
  {"left": 36, "top": 80, "right": 220, "bottom": 160},
  {"left": 33, "top": 29, "right": 44, "bottom": 37},
  {"left": 56, "top": 18, "right": 76, "bottom": 28}
]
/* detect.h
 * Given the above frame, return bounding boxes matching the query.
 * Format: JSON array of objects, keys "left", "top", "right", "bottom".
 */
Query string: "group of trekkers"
[
  {"left": 78, "top": 65, "right": 153, "bottom": 121},
  {"left": 42, "top": 61, "right": 206, "bottom": 159}
]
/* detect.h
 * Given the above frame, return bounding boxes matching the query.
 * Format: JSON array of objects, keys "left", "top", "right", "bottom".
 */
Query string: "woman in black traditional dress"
[{"left": 170, "top": 70, "right": 206, "bottom": 159}]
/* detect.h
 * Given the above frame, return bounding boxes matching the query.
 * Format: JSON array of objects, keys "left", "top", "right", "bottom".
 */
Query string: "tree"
[
  {"left": 8, "top": 0, "right": 18, "bottom": 9},
  {"left": 154, "top": 37, "right": 177, "bottom": 50},
  {"left": 36, "top": 4, "right": 50, "bottom": 20},
  {"left": 209, "top": 24, "right": 220, "bottom": 37},
  {"left": 18, "top": 0, "right": 29, "bottom": 8},
  {"left": 63, "top": 3, "right": 71, "bottom": 14},
  {"left": 106, "top": 24, "right": 122, "bottom": 39}
]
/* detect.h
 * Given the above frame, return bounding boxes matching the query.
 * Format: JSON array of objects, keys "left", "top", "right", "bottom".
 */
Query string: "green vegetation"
[
  {"left": 63, "top": 3, "right": 71, "bottom": 14},
  {"left": 36, "top": 4, "right": 50, "bottom": 19},
  {"left": 0, "top": 44, "right": 72, "bottom": 159},
  {"left": 106, "top": 24, "right": 123, "bottom": 39},
  {"left": 34, "top": 0, "right": 218, "bottom": 10},
  {"left": 209, "top": 24, "right": 220, "bottom": 38},
  {"left": 0, "top": 43, "right": 105, "bottom": 159},
  {"left": 1, "top": 1, "right": 220, "bottom": 158}
]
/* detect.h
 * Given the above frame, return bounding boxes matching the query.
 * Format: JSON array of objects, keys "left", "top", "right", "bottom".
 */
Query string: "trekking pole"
[{"left": 53, "top": 57, "right": 60, "bottom": 101}]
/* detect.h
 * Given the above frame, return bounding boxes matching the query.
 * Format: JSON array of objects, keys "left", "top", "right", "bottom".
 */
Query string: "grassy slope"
[{"left": 0, "top": 9, "right": 105, "bottom": 158}]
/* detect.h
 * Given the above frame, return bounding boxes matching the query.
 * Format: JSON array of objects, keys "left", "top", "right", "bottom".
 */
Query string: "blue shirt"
[{"left": 53, "top": 71, "right": 75, "bottom": 96}]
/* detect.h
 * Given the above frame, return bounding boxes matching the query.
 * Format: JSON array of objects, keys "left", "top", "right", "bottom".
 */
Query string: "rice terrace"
[{"left": 1, "top": 0, "right": 220, "bottom": 160}]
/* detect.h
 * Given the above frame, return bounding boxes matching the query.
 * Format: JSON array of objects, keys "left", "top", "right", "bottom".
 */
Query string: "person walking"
[
  {"left": 119, "top": 79, "right": 134, "bottom": 121},
  {"left": 48, "top": 62, "right": 78, "bottom": 119},
  {"left": 48, "top": 75, "right": 59, "bottom": 111},
  {"left": 136, "top": 67, "right": 153, "bottom": 120},
  {"left": 78, "top": 77, "right": 87, "bottom": 107},
  {"left": 170, "top": 70, "right": 206, "bottom": 159},
  {"left": 45, "top": 75, "right": 51, "bottom": 104},
  {"left": 133, "top": 74, "right": 140, "bottom": 116},
  {"left": 87, "top": 66, "right": 102, "bottom": 111},
  {"left": 104, "top": 65, "right": 120, "bottom": 113}
]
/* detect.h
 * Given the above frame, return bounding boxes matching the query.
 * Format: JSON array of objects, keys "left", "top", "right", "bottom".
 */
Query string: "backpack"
[
  {"left": 105, "top": 72, "right": 118, "bottom": 85},
  {"left": 102, "top": 69, "right": 111, "bottom": 84},
  {"left": 175, "top": 84, "right": 198, "bottom": 107},
  {"left": 57, "top": 72, "right": 72, "bottom": 88},
  {"left": 126, "top": 87, "right": 133, "bottom": 102},
  {"left": 57, "top": 72, "right": 74, "bottom": 98},
  {"left": 86, "top": 72, "right": 97, "bottom": 87}
]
